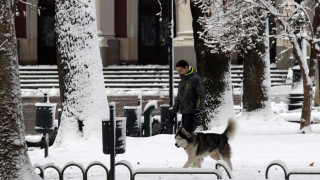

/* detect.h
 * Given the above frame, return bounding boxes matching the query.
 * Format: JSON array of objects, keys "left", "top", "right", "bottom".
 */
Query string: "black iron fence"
[{"left": 33, "top": 159, "right": 232, "bottom": 180}]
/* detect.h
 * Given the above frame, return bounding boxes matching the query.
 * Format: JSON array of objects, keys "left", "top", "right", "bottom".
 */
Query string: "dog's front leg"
[
  {"left": 183, "top": 157, "right": 196, "bottom": 168},
  {"left": 195, "top": 158, "right": 203, "bottom": 168}
]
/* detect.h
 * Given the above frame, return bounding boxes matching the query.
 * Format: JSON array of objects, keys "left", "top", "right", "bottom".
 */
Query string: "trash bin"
[
  {"left": 292, "top": 66, "right": 301, "bottom": 86},
  {"left": 124, "top": 106, "right": 141, "bottom": 137},
  {"left": 35, "top": 103, "right": 57, "bottom": 133},
  {"left": 102, "top": 117, "right": 126, "bottom": 154},
  {"left": 160, "top": 104, "right": 173, "bottom": 134}
]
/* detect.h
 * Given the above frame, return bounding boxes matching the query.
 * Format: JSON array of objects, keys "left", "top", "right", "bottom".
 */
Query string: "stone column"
[
  {"left": 175, "top": 0, "right": 193, "bottom": 39},
  {"left": 96, "top": 0, "right": 119, "bottom": 66},
  {"left": 174, "top": 0, "right": 196, "bottom": 68},
  {"left": 96, "top": 0, "right": 115, "bottom": 39},
  {"left": 23, "top": 0, "right": 38, "bottom": 63},
  {"left": 122, "top": 0, "right": 138, "bottom": 63},
  {"left": 127, "top": 0, "right": 138, "bottom": 38}
]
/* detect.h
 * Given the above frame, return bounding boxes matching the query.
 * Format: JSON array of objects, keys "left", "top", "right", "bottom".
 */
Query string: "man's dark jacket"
[{"left": 173, "top": 67, "right": 205, "bottom": 114}]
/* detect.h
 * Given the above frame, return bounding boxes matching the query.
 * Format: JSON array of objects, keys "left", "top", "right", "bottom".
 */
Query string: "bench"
[
  {"left": 265, "top": 160, "right": 320, "bottom": 180},
  {"left": 115, "top": 160, "right": 233, "bottom": 180}
]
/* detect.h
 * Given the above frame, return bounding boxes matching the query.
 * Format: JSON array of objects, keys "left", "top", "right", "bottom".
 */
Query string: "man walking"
[{"left": 170, "top": 60, "right": 205, "bottom": 132}]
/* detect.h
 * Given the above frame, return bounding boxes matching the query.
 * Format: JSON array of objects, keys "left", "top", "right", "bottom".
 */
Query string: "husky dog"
[{"left": 175, "top": 118, "right": 236, "bottom": 169}]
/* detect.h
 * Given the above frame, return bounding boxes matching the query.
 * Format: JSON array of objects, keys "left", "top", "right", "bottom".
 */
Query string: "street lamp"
[{"left": 167, "top": 0, "right": 177, "bottom": 132}]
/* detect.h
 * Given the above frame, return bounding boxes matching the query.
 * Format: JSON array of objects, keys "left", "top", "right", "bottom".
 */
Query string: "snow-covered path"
[{"left": 29, "top": 118, "right": 320, "bottom": 180}]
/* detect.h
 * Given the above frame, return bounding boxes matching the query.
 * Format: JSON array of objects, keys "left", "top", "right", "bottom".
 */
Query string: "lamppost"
[
  {"left": 168, "top": 0, "right": 174, "bottom": 108},
  {"left": 167, "top": 0, "right": 177, "bottom": 132}
]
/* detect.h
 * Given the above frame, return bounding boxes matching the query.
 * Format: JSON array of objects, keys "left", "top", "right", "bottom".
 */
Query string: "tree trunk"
[
  {"left": 291, "top": 39, "right": 314, "bottom": 132},
  {"left": 296, "top": 4, "right": 320, "bottom": 132},
  {"left": 0, "top": 0, "right": 40, "bottom": 179},
  {"left": 190, "top": 1, "right": 234, "bottom": 129},
  {"left": 311, "top": 4, "right": 320, "bottom": 106},
  {"left": 242, "top": 26, "right": 270, "bottom": 112},
  {"left": 55, "top": 0, "right": 109, "bottom": 146}
]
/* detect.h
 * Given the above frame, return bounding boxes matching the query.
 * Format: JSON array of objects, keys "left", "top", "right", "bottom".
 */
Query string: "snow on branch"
[
  {"left": 0, "top": 39, "right": 8, "bottom": 50},
  {"left": 194, "top": 0, "right": 270, "bottom": 55},
  {"left": 18, "top": 0, "right": 38, "bottom": 9},
  {"left": 156, "top": 0, "right": 163, "bottom": 22}
]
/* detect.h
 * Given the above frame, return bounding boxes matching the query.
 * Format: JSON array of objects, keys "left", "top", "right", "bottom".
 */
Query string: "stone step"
[{"left": 18, "top": 65, "right": 288, "bottom": 89}]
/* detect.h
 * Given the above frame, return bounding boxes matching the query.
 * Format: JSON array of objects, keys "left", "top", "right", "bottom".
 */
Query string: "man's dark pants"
[{"left": 182, "top": 113, "right": 198, "bottom": 132}]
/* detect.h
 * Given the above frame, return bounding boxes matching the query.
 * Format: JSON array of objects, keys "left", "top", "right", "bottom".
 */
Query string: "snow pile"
[
  {"left": 270, "top": 85, "right": 291, "bottom": 103},
  {"left": 271, "top": 101, "right": 288, "bottom": 114},
  {"left": 25, "top": 135, "right": 42, "bottom": 143},
  {"left": 207, "top": 63, "right": 235, "bottom": 128},
  {"left": 236, "top": 108, "right": 297, "bottom": 135},
  {"left": 279, "top": 111, "right": 320, "bottom": 123}
]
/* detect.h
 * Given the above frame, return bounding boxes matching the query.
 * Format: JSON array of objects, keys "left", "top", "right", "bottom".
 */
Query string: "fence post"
[{"left": 109, "top": 103, "right": 116, "bottom": 180}]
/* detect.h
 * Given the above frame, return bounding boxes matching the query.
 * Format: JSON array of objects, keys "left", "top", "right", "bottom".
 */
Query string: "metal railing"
[
  {"left": 34, "top": 161, "right": 109, "bottom": 180},
  {"left": 265, "top": 160, "right": 320, "bottom": 180},
  {"left": 33, "top": 159, "right": 233, "bottom": 180}
]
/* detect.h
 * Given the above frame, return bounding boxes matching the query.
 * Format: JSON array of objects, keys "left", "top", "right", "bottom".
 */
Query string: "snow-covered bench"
[
  {"left": 115, "top": 160, "right": 233, "bottom": 180},
  {"left": 265, "top": 160, "right": 320, "bottom": 180}
]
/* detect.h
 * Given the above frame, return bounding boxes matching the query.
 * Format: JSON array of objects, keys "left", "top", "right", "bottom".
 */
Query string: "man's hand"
[
  {"left": 169, "top": 112, "right": 177, "bottom": 125},
  {"left": 195, "top": 109, "right": 202, "bottom": 126},
  {"left": 195, "top": 109, "right": 201, "bottom": 114}
]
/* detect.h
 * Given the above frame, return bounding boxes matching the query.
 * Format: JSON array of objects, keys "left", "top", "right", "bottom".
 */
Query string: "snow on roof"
[{"left": 35, "top": 102, "right": 57, "bottom": 107}]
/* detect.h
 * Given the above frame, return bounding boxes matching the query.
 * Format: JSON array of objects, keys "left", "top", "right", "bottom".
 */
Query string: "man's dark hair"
[{"left": 175, "top": 60, "right": 189, "bottom": 68}]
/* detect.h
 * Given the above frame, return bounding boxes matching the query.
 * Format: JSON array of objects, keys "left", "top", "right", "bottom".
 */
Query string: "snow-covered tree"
[
  {"left": 196, "top": 0, "right": 319, "bottom": 132},
  {"left": 259, "top": 0, "right": 319, "bottom": 132},
  {"left": 54, "top": 0, "right": 109, "bottom": 146},
  {"left": 190, "top": 0, "right": 235, "bottom": 129},
  {"left": 190, "top": 0, "right": 273, "bottom": 127},
  {"left": 196, "top": 0, "right": 273, "bottom": 113},
  {"left": 0, "top": 0, "right": 41, "bottom": 179}
]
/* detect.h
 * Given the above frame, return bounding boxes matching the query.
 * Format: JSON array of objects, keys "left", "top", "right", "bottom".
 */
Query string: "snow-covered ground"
[
  {"left": 26, "top": 84, "right": 320, "bottom": 179},
  {"left": 28, "top": 114, "right": 320, "bottom": 180}
]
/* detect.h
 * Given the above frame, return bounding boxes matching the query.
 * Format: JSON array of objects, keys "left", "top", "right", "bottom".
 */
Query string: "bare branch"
[
  {"left": 18, "top": 0, "right": 38, "bottom": 9},
  {"left": 0, "top": 39, "right": 9, "bottom": 50},
  {"left": 258, "top": 0, "right": 286, "bottom": 17}
]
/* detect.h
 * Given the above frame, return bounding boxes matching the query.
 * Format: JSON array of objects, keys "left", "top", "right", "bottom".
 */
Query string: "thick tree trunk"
[
  {"left": 55, "top": 0, "right": 109, "bottom": 146},
  {"left": 190, "top": 1, "right": 234, "bottom": 129},
  {"left": 242, "top": 27, "right": 269, "bottom": 112},
  {"left": 0, "top": 0, "right": 40, "bottom": 179}
]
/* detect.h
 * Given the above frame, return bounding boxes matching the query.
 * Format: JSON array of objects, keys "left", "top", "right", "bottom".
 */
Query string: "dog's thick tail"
[{"left": 222, "top": 118, "right": 237, "bottom": 140}]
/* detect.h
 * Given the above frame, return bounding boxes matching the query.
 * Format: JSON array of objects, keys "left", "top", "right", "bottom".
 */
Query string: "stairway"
[
  {"left": 288, "top": 93, "right": 304, "bottom": 111},
  {"left": 288, "top": 93, "right": 317, "bottom": 111},
  {"left": 19, "top": 65, "right": 288, "bottom": 90}
]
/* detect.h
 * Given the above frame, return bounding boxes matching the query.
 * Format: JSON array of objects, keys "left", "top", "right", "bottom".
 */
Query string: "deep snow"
[
  {"left": 25, "top": 83, "right": 320, "bottom": 179},
  {"left": 28, "top": 113, "right": 320, "bottom": 180}
]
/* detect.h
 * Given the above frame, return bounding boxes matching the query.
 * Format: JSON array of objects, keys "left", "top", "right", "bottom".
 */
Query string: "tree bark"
[
  {"left": 291, "top": 39, "right": 314, "bottom": 132},
  {"left": 242, "top": 28, "right": 269, "bottom": 112},
  {"left": 55, "top": 0, "right": 109, "bottom": 146},
  {"left": 0, "top": 0, "right": 40, "bottom": 179},
  {"left": 241, "top": 8, "right": 271, "bottom": 112},
  {"left": 190, "top": 1, "right": 234, "bottom": 129},
  {"left": 297, "top": 4, "right": 320, "bottom": 131}
]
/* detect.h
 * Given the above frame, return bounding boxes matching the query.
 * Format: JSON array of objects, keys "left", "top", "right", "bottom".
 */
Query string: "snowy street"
[{"left": 29, "top": 116, "right": 320, "bottom": 180}]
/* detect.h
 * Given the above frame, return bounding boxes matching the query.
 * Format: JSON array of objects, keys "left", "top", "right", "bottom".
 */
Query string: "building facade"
[{"left": 15, "top": 0, "right": 199, "bottom": 67}]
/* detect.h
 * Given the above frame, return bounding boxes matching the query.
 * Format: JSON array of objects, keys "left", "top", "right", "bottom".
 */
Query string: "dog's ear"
[{"left": 182, "top": 128, "right": 192, "bottom": 138}]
